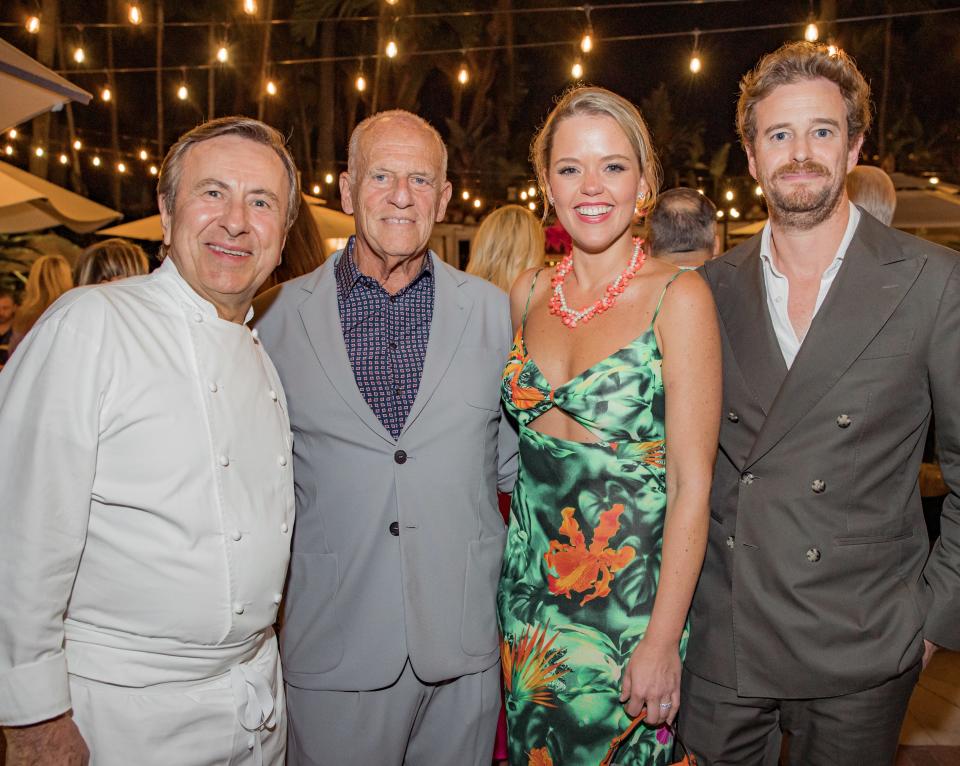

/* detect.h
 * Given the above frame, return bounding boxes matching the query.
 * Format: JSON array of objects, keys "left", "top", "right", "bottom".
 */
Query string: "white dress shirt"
[
  {"left": 0, "top": 257, "right": 294, "bottom": 726},
  {"left": 760, "top": 202, "right": 861, "bottom": 368}
]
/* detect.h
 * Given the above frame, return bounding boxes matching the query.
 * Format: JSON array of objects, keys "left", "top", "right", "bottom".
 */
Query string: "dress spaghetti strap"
[
  {"left": 521, "top": 268, "right": 544, "bottom": 333},
  {"left": 650, "top": 269, "right": 685, "bottom": 327}
]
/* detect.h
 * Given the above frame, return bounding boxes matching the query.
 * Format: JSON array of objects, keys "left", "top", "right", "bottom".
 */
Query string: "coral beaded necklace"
[{"left": 548, "top": 237, "right": 645, "bottom": 328}]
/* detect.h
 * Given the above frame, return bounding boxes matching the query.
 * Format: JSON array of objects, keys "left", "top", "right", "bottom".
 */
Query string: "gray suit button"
[
  {"left": 806, "top": 547, "right": 821, "bottom": 563},
  {"left": 836, "top": 414, "right": 852, "bottom": 428},
  {"left": 811, "top": 479, "right": 826, "bottom": 493},
  {"left": 394, "top": 450, "right": 407, "bottom": 465},
  {"left": 740, "top": 472, "right": 755, "bottom": 485},
  {"left": 726, "top": 536, "right": 735, "bottom": 549},
  {"left": 389, "top": 521, "right": 400, "bottom": 536},
  {"left": 727, "top": 411, "right": 739, "bottom": 423}
]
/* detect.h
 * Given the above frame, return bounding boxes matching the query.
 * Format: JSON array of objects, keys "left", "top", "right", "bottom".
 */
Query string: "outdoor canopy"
[
  {"left": 0, "top": 38, "right": 91, "bottom": 133},
  {"left": 0, "top": 159, "right": 121, "bottom": 233}
]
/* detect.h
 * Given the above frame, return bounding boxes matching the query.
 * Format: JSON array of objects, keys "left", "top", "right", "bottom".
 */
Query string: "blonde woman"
[
  {"left": 75, "top": 238, "right": 150, "bottom": 286},
  {"left": 467, "top": 204, "right": 545, "bottom": 292},
  {"left": 497, "top": 87, "right": 721, "bottom": 765},
  {"left": 9, "top": 254, "right": 74, "bottom": 355}
]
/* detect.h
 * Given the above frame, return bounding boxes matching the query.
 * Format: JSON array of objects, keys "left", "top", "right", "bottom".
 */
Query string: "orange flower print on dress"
[
  {"left": 545, "top": 505, "right": 636, "bottom": 606},
  {"left": 502, "top": 623, "right": 570, "bottom": 708},
  {"left": 528, "top": 747, "right": 554, "bottom": 766},
  {"left": 504, "top": 327, "right": 550, "bottom": 409}
]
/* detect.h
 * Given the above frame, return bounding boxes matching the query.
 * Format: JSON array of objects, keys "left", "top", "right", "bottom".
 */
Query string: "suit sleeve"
[
  {"left": 922, "top": 259, "right": 960, "bottom": 650},
  {"left": 0, "top": 302, "right": 102, "bottom": 725}
]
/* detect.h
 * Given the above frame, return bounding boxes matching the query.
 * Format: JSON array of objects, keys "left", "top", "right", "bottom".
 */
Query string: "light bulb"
[
  {"left": 724, "top": 190, "right": 734, "bottom": 201},
  {"left": 3, "top": 146, "right": 13, "bottom": 156},
  {"left": 461, "top": 190, "right": 470, "bottom": 201},
  {"left": 754, "top": 185, "right": 763, "bottom": 196},
  {"left": 59, "top": 153, "right": 68, "bottom": 164},
  {"left": 8, "top": 129, "right": 17, "bottom": 139},
  {"left": 324, "top": 173, "right": 334, "bottom": 184},
  {"left": 73, "top": 47, "right": 86, "bottom": 64},
  {"left": 571, "top": 61, "right": 584, "bottom": 79},
  {"left": 216, "top": 46, "right": 229, "bottom": 63},
  {"left": 34, "top": 147, "right": 44, "bottom": 157},
  {"left": 729, "top": 207, "right": 741, "bottom": 219},
  {"left": 580, "top": 33, "right": 592, "bottom": 54},
  {"left": 128, "top": 5, "right": 142, "bottom": 25},
  {"left": 827, "top": 44, "right": 838, "bottom": 56},
  {"left": 457, "top": 66, "right": 468, "bottom": 85},
  {"left": 930, "top": 176, "right": 940, "bottom": 185},
  {"left": 243, "top": 0, "right": 257, "bottom": 15},
  {"left": 697, "top": 188, "right": 705, "bottom": 195},
  {"left": 385, "top": 40, "right": 398, "bottom": 59},
  {"left": 26, "top": 16, "right": 40, "bottom": 34},
  {"left": 311, "top": 184, "right": 321, "bottom": 195},
  {"left": 528, "top": 186, "right": 536, "bottom": 197},
  {"left": 139, "top": 149, "right": 148, "bottom": 160},
  {"left": 266, "top": 80, "right": 277, "bottom": 96},
  {"left": 689, "top": 55, "right": 702, "bottom": 74},
  {"left": 473, "top": 198, "right": 482, "bottom": 208},
  {"left": 528, "top": 201, "right": 536, "bottom": 211},
  {"left": 716, "top": 209, "right": 724, "bottom": 218},
  {"left": 92, "top": 155, "right": 102, "bottom": 167},
  {"left": 149, "top": 164, "right": 158, "bottom": 175},
  {"left": 520, "top": 191, "right": 528, "bottom": 201},
  {"left": 117, "top": 162, "right": 127, "bottom": 173},
  {"left": 805, "top": 22, "right": 819, "bottom": 42},
  {"left": 355, "top": 74, "right": 367, "bottom": 92},
  {"left": 177, "top": 85, "right": 188, "bottom": 100},
  {"left": 101, "top": 86, "right": 112, "bottom": 102},
  {"left": 73, "top": 139, "right": 82, "bottom": 150}
]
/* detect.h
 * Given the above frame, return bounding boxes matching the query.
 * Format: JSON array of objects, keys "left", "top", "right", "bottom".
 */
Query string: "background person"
[
  {"left": 0, "top": 288, "right": 16, "bottom": 368},
  {"left": 645, "top": 187, "right": 720, "bottom": 269},
  {"left": 846, "top": 164, "right": 897, "bottom": 226},
  {"left": 497, "top": 86, "right": 721, "bottom": 765},
  {"left": 8, "top": 254, "right": 73, "bottom": 357},
  {"left": 466, "top": 204, "right": 545, "bottom": 291},
  {"left": 74, "top": 238, "right": 150, "bottom": 286}
]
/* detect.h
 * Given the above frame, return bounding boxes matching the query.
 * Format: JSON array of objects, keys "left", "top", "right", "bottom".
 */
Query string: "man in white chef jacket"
[{"left": 0, "top": 116, "right": 298, "bottom": 766}]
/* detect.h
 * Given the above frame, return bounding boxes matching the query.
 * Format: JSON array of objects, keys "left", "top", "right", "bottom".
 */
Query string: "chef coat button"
[
  {"left": 218, "top": 454, "right": 229, "bottom": 467},
  {"left": 247, "top": 735, "right": 256, "bottom": 750},
  {"left": 280, "top": 522, "right": 289, "bottom": 534},
  {"left": 726, "top": 536, "right": 735, "bottom": 549},
  {"left": 394, "top": 449, "right": 407, "bottom": 465},
  {"left": 193, "top": 312, "right": 203, "bottom": 323},
  {"left": 389, "top": 521, "right": 400, "bottom": 536},
  {"left": 811, "top": 479, "right": 826, "bottom": 493},
  {"left": 233, "top": 602, "right": 245, "bottom": 615},
  {"left": 208, "top": 381, "right": 218, "bottom": 393},
  {"left": 278, "top": 455, "right": 287, "bottom": 467},
  {"left": 273, "top": 593, "right": 282, "bottom": 605},
  {"left": 836, "top": 414, "right": 852, "bottom": 428},
  {"left": 806, "top": 547, "right": 822, "bottom": 563},
  {"left": 727, "top": 411, "right": 739, "bottom": 423},
  {"left": 269, "top": 389, "right": 278, "bottom": 401},
  {"left": 740, "top": 472, "right": 754, "bottom": 486},
  {"left": 231, "top": 529, "right": 242, "bottom": 541}
]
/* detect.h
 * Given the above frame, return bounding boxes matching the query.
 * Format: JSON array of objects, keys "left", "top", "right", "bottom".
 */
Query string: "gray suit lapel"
[
  {"left": 714, "top": 239, "right": 787, "bottom": 416},
  {"left": 298, "top": 262, "right": 394, "bottom": 445},
  {"left": 745, "top": 217, "right": 924, "bottom": 467},
  {"left": 401, "top": 255, "right": 473, "bottom": 435}
]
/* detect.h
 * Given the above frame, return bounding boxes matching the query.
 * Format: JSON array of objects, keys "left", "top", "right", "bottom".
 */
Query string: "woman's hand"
[{"left": 620, "top": 636, "right": 681, "bottom": 727}]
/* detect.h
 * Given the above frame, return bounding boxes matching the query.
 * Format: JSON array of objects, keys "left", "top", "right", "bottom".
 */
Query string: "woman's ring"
[{"left": 658, "top": 702, "right": 673, "bottom": 709}]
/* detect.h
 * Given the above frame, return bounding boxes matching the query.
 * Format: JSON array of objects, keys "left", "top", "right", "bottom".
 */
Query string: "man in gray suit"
[
  {"left": 254, "top": 110, "right": 517, "bottom": 765},
  {"left": 679, "top": 42, "right": 960, "bottom": 765}
]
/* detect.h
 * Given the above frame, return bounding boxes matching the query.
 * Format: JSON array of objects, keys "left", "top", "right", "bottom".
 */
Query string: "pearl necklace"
[{"left": 548, "top": 238, "right": 645, "bottom": 328}]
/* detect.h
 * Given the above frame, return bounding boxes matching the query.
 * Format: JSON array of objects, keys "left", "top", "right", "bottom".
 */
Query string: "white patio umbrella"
[
  {"left": 0, "top": 160, "right": 121, "bottom": 233},
  {"left": 0, "top": 38, "right": 91, "bottom": 132}
]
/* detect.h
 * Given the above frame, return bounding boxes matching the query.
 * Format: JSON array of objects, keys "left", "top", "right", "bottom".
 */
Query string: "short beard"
[{"left": 763, "top": 160, "right": 847, "bottom": 231}]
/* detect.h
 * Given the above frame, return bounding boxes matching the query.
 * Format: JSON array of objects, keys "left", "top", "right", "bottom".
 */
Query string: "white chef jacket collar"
[{"left": 157, "top": 256, "right": 255, "bottom": 325}]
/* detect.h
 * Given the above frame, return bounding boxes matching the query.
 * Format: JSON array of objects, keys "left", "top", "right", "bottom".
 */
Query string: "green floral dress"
[{"left": 497, "top": 272, "right": 684, "bottom": 766}]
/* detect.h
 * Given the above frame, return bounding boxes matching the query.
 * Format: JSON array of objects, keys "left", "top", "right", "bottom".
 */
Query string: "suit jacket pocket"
[
  {"left": 280, "top": 552, "right": 344, "bottom": 674},
  {"left": 459, "top": 346, "right": 507, "bottom": 411},
  {"left": 859, "top": 328, "right": 914, "bottom": 359},
  {"left": 461, "top": 529, "right": 508, "bottom": 656}
]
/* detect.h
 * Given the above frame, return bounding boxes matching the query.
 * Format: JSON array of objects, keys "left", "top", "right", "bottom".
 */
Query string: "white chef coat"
[
  {"left": 0, "top": 258, "right": 294, "bottom": 762},
  {"left": 760, "top": 202, "right": 860, "bottom": 368}
]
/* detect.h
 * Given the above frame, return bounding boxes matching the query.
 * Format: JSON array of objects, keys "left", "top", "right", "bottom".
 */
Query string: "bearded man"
[{"left": 679, "top": 41, "right": 960, "bottom": 766}]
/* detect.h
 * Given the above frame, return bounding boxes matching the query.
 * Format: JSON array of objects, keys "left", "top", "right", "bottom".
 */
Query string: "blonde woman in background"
[
  {"left": 467, "top": 204, "right": 545, "bottom": 292},
  {"left": 74, "top": 238, "right": 150, "bottom": 286},
  {"left": 9, "top": 254, "right": 74, "bottom": 356}
]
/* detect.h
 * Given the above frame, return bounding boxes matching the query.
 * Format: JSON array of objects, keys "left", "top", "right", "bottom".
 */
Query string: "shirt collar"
[
  {"left": 335, "top": 235, "right": 434, "bottom": 299},
  {"left": 157, "top": 256, "right": 255, "bottom": 324},
  {"left": 760, "top": 201, "right": 861, "bottom": 278}
]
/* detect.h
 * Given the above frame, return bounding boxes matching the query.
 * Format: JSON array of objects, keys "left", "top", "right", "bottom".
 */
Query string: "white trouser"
[{"left": 69, "top": 634, "right": 285, "bottom": 766}]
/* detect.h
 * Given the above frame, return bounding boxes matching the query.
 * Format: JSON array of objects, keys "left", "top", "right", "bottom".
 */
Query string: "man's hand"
[
  {"left": 4, "top": 713, "right": 89, "bottom": 766},
  {"left": 922, "top": 639, "right": 940, "bottom": 670}
]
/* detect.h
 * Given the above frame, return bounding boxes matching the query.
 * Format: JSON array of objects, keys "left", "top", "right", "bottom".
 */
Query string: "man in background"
[
  {"left": 646, "top": 187, "right": 719, "bottom": 269},
  {"left": 847, "top": 164, "right": 897, "bottom": 225}
]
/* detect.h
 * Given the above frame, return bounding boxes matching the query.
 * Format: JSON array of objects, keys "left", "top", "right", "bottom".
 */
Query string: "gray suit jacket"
[
  {"left": 253, "top": 251, "right": 518, "bottom": 691},
  {"left": 686, "top": 210, "right": 960, "bottom": 699}
]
